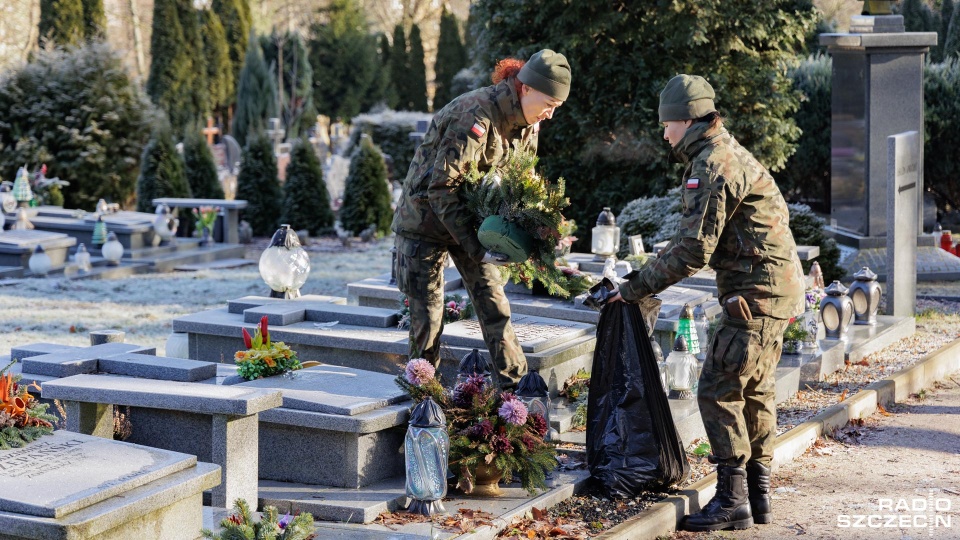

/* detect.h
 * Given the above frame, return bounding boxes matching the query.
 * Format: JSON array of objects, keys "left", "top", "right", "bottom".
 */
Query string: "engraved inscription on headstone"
[
  {"left": 457, "top": 318, "right": 574, "bottom": 341},
  {"left": 886, "top": 131, "right": 919, "bottom": 316}
]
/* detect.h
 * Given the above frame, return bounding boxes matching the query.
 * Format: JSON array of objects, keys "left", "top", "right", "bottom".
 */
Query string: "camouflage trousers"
[
  {"left": 394, "top": 235, "right": 528, "bottom": 389},
  {"left": 697, "top": 314, "right": 789, "bottom": 469}
]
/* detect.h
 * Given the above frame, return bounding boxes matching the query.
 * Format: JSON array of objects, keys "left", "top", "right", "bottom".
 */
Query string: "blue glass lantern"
[
  {"left": 405, "top": 397, "right": 448, "bottom": 516},
  {"left": 456, "top": 348, "right": 494, "bottom": 387},
  {"left": 516, "top": 370, "right": 551, "bottom": 440}
]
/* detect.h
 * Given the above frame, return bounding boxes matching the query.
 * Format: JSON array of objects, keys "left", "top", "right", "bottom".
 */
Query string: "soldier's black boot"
[
  {"left": 747, "top": 461, "right": 772, "bottom": 524},
  {"left": 682, "top": 466, "right": 754, "bottom": 532}
]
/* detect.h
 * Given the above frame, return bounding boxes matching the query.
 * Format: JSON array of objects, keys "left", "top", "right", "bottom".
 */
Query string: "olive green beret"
[
  {"left": 658, "top": 74, "right": 716, "bottom": 122},
  {"left": 518, "top": 49, "right": 571, "bottom": 101}
]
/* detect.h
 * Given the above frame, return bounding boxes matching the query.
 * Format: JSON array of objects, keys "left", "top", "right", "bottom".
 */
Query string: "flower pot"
[
  {"left": 782, "top": 340, "right": 802, "bottom": 355},
  {"left": 470, "top": 463, "right": 504, "bottom": 497},
  {"left": 477, "top": 215, "right": 533, "bottom": 263}
]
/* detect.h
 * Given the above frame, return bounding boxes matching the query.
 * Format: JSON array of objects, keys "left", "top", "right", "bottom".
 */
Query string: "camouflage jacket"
[
  {"left": 618, "top": 122, "right": 805, "bottom": 319},
  {"left": 391, "top": 80, "right": 539, "bottom": 261}
]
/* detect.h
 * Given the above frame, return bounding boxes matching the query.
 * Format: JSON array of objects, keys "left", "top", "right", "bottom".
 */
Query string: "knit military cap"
[
  {"left": 658, "top": 74, "right": 716, "bottom": 122},
  {"left": 518, "top": 49, "right": 571, "bottom": 101}
]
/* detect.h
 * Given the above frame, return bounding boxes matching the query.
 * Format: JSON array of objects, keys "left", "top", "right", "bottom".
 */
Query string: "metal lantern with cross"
[
  {"left": 848, "top": 266, "right": 882, "bottom": 325},
  {"left": 259, "top": 224, "right": 311, "bottom": 299},
  {"left": 591, "top": 207, "right": 620, "bottom": 261},
  {"left": 821, "top": 281, "right": 855, "bottom": 339},
  {"left": 404, "top": 396, "right": 449, "bottom": 516}
]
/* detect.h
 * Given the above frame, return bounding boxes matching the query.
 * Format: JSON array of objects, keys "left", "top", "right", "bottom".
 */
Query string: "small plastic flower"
[
  {"left": 404, "top": 358, "right": 436, "bottom": 386},
  {"left": 498, "top": 396, "right": 529, "bottom": 426},
  {"left": 278, "top": 513, "right": 292, "bottom": 529}
]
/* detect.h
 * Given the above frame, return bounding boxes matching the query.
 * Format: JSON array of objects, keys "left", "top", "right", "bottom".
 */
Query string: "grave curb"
[{"left": 589, "top": 335, "right": 960, "bottom": 540}]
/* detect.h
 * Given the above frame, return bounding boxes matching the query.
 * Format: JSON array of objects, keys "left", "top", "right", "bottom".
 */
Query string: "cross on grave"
[
  {"left": 265, "top": 117, "right": 286, "bottom": 155},
  {"left": 202, "top": 117, "right": 220, "bottom": 146}
]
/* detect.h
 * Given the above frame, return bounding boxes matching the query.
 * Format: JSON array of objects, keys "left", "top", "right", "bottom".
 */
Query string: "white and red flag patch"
[
  {"left": 470, "top": 122, "right": 486, "bottom": 138},
  {"left": 686, "top": 177, "right": 700, "bottom": 189}
]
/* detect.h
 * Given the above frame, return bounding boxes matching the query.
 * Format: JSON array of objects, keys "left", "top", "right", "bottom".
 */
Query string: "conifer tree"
[
  {"left": 81, "top": 0, "right": 106, "bottom": 40},
  {"left": 407, "top": 24, "right": 428, "bottom": 111},
  {"left": 212, "top": 0, "right": 251, "bottom": 92},
  {"left": 309, "top": 0, "right": 380, "bottom": 120},
  {"left": 183, "top": 130, "right": 225, "bottom": 199},
  {"left": 262, "top": 32, "right": 314, "bottom": 138},
  {"left": 175, "top": 0, "right": 209, "bottom": 122},
  {"left": 939, "top": 0, "right": 955, "bottom": 62},
  {"left": 146, "top": 0, "right": 194, "bottom": 134},
  {"left": 200, "top": 9, "right": 235, "bottom": 113},
  {"left": 901, "top": 0, "right": 928, "bottom": 32},
  {"left": 136, "top": 123, "right": 192, "bottom": 213},
  {"left": 232, "top": 33, "right": 278, "bottom": 147},
  {"left": 39, "top": 0, "right": 84, "bottom": 47},
  {"left": 433, "top": 8, "right": 467, "bottom": 110},
  {"left": 946, "top": 5, "right": 960, "bottom": 59},
  {"left": 282, "top": 140, "right": 333, "bottom": 235},
  {"left": 339, "top": 135, "right": 391, "bottom": 236},
  {"left": 389, "top": 24, "right": 410, "bottom": 110},
  {"left": 236, "top": 133, "right": 283, "bottom": 236},
  {"left": 372, "top": 32, "right": 398, "bottom": 109}
]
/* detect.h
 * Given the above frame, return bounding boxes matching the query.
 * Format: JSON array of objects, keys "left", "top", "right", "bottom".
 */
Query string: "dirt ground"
[{"left": 669, "top": 370, "right": 960, "bottom": 540}]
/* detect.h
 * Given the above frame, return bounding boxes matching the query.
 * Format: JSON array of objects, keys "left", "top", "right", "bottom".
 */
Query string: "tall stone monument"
[{"left": 886, "top": 131, "right": 919, "bottom": 316}]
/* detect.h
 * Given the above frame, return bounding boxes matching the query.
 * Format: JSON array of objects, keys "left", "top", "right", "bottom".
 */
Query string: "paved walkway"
[{"left": 671, "top": 370, "right": 960, "bottom": 540}]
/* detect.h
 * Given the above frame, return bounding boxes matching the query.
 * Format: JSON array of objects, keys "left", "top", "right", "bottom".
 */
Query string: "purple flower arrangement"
[{"left": 395, "top": 358, "right": 555, "bottom": 495}]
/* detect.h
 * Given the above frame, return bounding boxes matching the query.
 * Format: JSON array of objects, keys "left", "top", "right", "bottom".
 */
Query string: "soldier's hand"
[
  {"left": 608, "top": 288, "right": 624, "bottom": 303},
  {"left": 481, "top": 251, "right": 510, "bottom": 266}
]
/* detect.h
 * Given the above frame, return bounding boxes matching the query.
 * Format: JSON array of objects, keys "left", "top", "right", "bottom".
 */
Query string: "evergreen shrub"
[
  {"left": 407, "top": 24, "right": 428, "bottom": 111},
  {"left": 136, "top": 123, "right": 192, "bottom": 212},
  {"left": 339, "top": 135, "right": 392, "bottom": 236},
  {"left": 615, "top": 187, "right": 683, "bottom": 258},
  {"left": 787, "top": 203, "right": 843, "bottom": 282},
  {"left": 236, "top": 132, "right": 283, "bottom": 236},
  {"left": 0, "top": 42, "right": 155, "bottom": 209},
  {"left": 39, "top": 0, "right": 84, "bottom": 46},
  {"left": 232, "top": 33, "right": 278, "bottom": 147},
  {"left": 349, "top": 110, "right": 433, "bottom": 180},
  {"left": 183, "top": 130, "right": 225, "bottom": 199},
  {"left": 924, "top": 59, "right": 960, "bottom": 216},
  {"left": 282, "top": 140, "right": 333, "bottom": 235},
  {"left": 433, "top": 7, "right": 468, "bottom": 110}
]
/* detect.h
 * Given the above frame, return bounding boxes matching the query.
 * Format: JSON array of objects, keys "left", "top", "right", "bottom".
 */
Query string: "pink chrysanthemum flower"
[
  {"left": 498, "top": 397, "right": 528, "bottom": 426},
  {"left": 404, "top": 358, "right": 435, "bottom": 386}
]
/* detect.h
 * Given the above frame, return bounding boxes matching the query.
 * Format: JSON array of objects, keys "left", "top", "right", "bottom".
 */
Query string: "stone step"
[
  {"left": 174, "top": 258, "right": 256, "bottom": 271},
  {"left": 143, "top": 243, "right": 247, "bottom": 272},
  {"left": 0, "top": 266, "right": 23, "bottom": 279}
]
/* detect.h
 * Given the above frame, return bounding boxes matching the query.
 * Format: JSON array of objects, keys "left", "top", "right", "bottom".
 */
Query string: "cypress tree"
[
  {"left": 261, "top": 32, "right": 314, "bottom": 138},
  {"left": 309, "top": 0, "right": 379, "bottom": 121},
  {"left": 146, "top": 0, "right": 193, "bottom": 134},
  {"left": 432, "top": 8, "right": 467, "bottom": 110},
  {"left": 176, "top": 0, "right": 209, "bottom": 122},
  {"left": 946, "top": 5, "right": 960, "bottom": 59},
  {"left": 136, "top": 123, "right": 192, "bottom": 213},
  {"left": 200, "top": 9, "right": 234, "bottom": 113},
  {"left": 236, "top": 132, "right": 283, "bottom": 236},
  {"left": 407, "top": 24, "right": 428, "bottom": 111},
  {"left": 39, "top": 0, "right": 84, "bottom": 47},
  {"left": 339, "top": 135, "right": 391, "bottom": 236},
  {"left": 212, "top": 0, "right": 251, "bottom": 93},
  {"left": 389, "top": 24, "right": 409, "bottom": 110},
  {"left": 282, "top": 140, "right": 333, "bottom": 235},
  {"left": 81, "top": 0, "right": 106, "bottom": 40},
  {"left": 183, "top": 130, "right": 225, "bottom": 199},
  {"left": 372, "top": 32, "right": 398, "bottom": 109},
  {"left": 901, "top": 0, "right": 927, "bottom": 32},
  {"left": 232, "top": 33, "right": 278, "bottom": 147}
]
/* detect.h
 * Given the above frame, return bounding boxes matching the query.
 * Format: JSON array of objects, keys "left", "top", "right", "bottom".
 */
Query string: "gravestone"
[
  {"left": 0, "top": 431, "right": 219, "bottom": 540},
  {"left": 886, "top": 131, "right": 919, "bottom": 316},
  {"left": 0, "top": 229, "right": 76, "bottom": 271}
]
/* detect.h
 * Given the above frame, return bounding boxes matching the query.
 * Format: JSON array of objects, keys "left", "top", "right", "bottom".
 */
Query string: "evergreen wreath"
[{"left": 0, "top": 361, "right": 56, "bottom": 450}]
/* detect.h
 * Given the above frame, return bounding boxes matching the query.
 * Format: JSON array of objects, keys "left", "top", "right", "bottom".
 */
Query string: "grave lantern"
[
  {"left": 92, "top": 216, "right": 108, "bottom": 246},
  {"left": 259, "top": 224, "right": 310, "bottom": 299},
  {"left": 101, "top": 232, "right": 124, "bottom": 265},
  {"left": 692, "top": 304, "right": 710, "bottom": 361},
  {"left": 28, "top": 245, "right": 52, "bottom": 276},
  {"left": 12, "top": 208, "right": 33, "bottom": 231},
  {"left": 404, "top": 396, "right": 449, "bottom": 516},
  {"left": 12, "top": 167, "right": 32, "bottom": 207},
  {"left": 941, "top": 230, "right": 954, "bottom": 252},
  {"left": 821, "top": 280, "right": 855, "bottom": 339},
  {"left": 516, "top": 370, "right": 551, "bottom": 440},
  {"left": 666, "top": 335, "right": 698, "bottom": 399},
  {"left": 74, "top": 243, "right": 92, "bottom": 274},
  {"left": 591, "top": 207, "right": 620, "bottom": 261},
  {"left": 153, "top": 204, "right": 178, "bottom": 244},
  {"left": 848, "top": 267, "right": 882, "bottom": 325},
  {"left": 456, "top": 348, "right": 494, "bottom": 387},
  {"left": 861, "top": 0, "right": 894, "bottom": 15},
  {"left": 676, "top": 304, "right": 700, "bottom": 357}
]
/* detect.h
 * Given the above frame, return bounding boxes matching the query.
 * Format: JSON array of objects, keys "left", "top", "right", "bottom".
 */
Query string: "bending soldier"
[
  {"left": 391, "top": 50, "right": 572, "bottom": 390},
  {"left": 612, "top": 74, "right": 805, "bottom": 531}
]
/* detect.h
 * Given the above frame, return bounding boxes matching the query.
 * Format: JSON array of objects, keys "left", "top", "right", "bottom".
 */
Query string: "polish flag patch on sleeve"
[
  {"left": 686, "top": 177, "right": 700, "bottom": 189},
  {"left": 470, "top": 122, "right": 486, "bottom": 138}
]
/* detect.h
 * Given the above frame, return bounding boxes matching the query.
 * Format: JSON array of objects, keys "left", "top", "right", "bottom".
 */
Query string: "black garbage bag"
[{"left": 587, "top": 297, "right": 690, "bottom": 498}]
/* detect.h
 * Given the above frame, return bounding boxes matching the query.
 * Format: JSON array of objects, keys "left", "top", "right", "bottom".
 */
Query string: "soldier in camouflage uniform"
[
  {"left": 391, "top": 50, "right": 572, "bottom": 390},
  {"left": 612, "top": 75, "right": 805, "bottom": 531}
]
